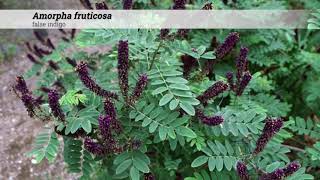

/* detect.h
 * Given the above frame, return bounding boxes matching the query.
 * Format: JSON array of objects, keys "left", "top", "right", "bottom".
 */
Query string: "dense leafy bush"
[{"left": 12, "top": 0, "right": 320, "bottom": 179}]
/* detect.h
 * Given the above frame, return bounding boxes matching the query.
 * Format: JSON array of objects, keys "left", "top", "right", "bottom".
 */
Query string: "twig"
[
  {"left": 282, "top": 144, "right": 306, "bottom": 153},
  {"left": 148, "top": 41, "right": 162, "bottom": 70}
]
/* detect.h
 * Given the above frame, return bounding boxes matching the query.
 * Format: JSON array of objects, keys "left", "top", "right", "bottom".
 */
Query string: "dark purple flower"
[
  {"left": 282, "top": 162, "right": 300, "bottom": 177},
  {"left": 160, "top": 29, "right": 170, "bottom": 39},
  {"left": 15, "top": 76, "right": 30, "bottom": 94},
  {"left": 98, "top": 115, "right": 117, "bottom": 152},
  {"left": 76, "top": 61, "right": 118, "bottom": 99},
  {"left": 177, "top": 29, "right": 189, "bottom": 39},
  {"left": 130, "top": 74, "right": 148, "bottom": 104},
  {"left": 253, "top": 118, "right": 283, "bottom": 154},
  {"left": 173, "top": 0, "right": 187, "bottom": 9},
  {"left": 104, "top": 98, "right": 122, "bottom": 133},
  {"left": 202, "top": 2, "right": 213, "bottom": 10},
  {"left": 197, "top": 81, "right": 228, "bottom": 105},
  {"left": 71, "top": 29, "right": 76, "bottom": 39},
  {"left": 80, "top": 0, "right": 93, "bottom": 9},
  {"left": 260, "top": 169, "right": 284, "bottom": 180},
  {"left": 33, "top": 30, "right": 45, "bottom": 43},
  {"left": 144, "top": 173, "right": 155, "bottom": 180},
  {"left": 210, "top": 36, "right": 219, "bottom": 49},
  {"left": 236, "top": 161, "right": 250, "bottom": 180},
  {"left": 226, "top": 71, "right": 235, "bottom": 91},
  {"left": 48, "top": 60, "right": 59, "bottom": 70},
  {"left": 58, "top": 29, "right": 67, "bottom": 35},
  {"left": 48, "top": 90, "right": 65, "bottom": 121},
  {"left": 53, "top": 81, "right": 65, "bottom": 90},
  {"left": 215, "top": 32, "right": 240, "bottom": 59},
  {"left": 196, "top": 109, "right": 224, "bottom": 126},
  {"left": 34, "top": 95, "right": 45, "bottom": 105},
  {"left": 131, "top": 139, "right": 142, "bottom": 150},
  {"left": 117, "top": 40, "right": 129, "bottom": 99},
  {"left": 25, "top": 42, "right": 33, "bottom": 52},
  {"left": 236, "top": 47, "right": 249, "bottom": 82},
  {"left": 21, "top": 94, "right": 37, "bottom": 117},
  {"left": 123, "top": 0, "right": 133, "bottom": 9},
  {"left": 62, "top": 37, "right": 70, "bottom": 42},
  {"left": 38, "top": 47, "right": 52, "bottom": 55},
  {"left": 27, "top": 54, "right": 39, "bottom": 64},
  {"left": 46, "top": 38, "right": 55, "bottom": 49},
  {"left": 66, "top": 57, "right": 77, "bottom": 67},
  {"left": 33, "top": 45, "right": 44, "bottom": 58},
  {"left": 96, "top": 2, "right": 108, "bottom": 9},
  {"left": 84, "top": 138, "right": 105, "bottom": 155},
  {"left": 236, "top": 71, "right": 252, "bottom": 96},
  {"left": 181, "top": 55, "right": 197, "bottom": 78}
]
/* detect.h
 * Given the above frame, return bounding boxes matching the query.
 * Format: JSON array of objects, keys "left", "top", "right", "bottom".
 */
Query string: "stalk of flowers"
[
  {"left": 104, "top": 98, "right": 122, "bottom": 134},
  {"left": 25, "top": 42, "right": 33, "bottom": 53},
  {"left": 195, "top": 109, "right": 224, "bottom": 126},
  {"left": 48, "top": 60, "right": 60, "bottom": 70},
  {"left": 76, "top": 61, "right": 118, "bottom": 99},
  {"left": 215, "top": 32, "right": 240, "bottom": 59},
  {"left": 84, "top": 137, "right": 106, "bottom": 156},
  {"left": 95, "top": 2, "right": 108, "bottom": 9},
  {"left": 202, "top": 2, "right": 213, "bottom": 10},
  {"left": 117, "top": 40, "right": 129, "bottom": 100},
  {"left": 225, "top": 71, "right": 235, "bottom": 91},
  {"left": 253, "top": 117, "right": 283, "bottom": 155},
  {"left": 14, "top": 76, "right": 38, "bottom": 117},
  {"left": 123, "top": 0, "right": 133, "bottom": 9},
  {"left": 173, "top": 0, "right": 187, "bottom": 9},
  {"left": 129, "top": 74, "right": 148, "bottom": 104},
  {"left": 144, "top": 173, "right": 156, "bottom": 180},
  {"left": 79, "top": 0, "right": 93, "bottom": 9},
  {"left": 197, "top": 81, "right": 228, "bottom": 105},
  {"left": 236, "top": 47, "right": 249, "bottom": 83},
  {"left": 160, "top": 29, "right": 170, "bottom": 39},
  {"left": 236, "top": 161, "right": 250, "bottom": 180},
  {"left": 181, "top": 55, "right": 198, "bottom": 78},
  {"left": 65, "top": 57, "right": 77, "bottom": 67},
  {"left": 33, "top": 30, "right": 46, "bottom": 45},
  {"left": 33, "top": 45, "right": 44, "bottom": 58},
  {"left": 46, "top": 38, "right": 55, "bottom": 49},
  {"left": 282, "top": 161, "right": 300, "bottom": 177},
  {"left": 98, "top": 115, "right": 118, "bottom": 153},
  {"left": 236, "top": 71, "right": 252, "bottom": 96},
  {"left": 48, "top": 89, "right": 65, "bottom": 121},
  {"left": 259, "top": 169, "right": 284, "bottom": 180},
  {"left": 71, "top": 29, "right": 76, "bottom": 39}
]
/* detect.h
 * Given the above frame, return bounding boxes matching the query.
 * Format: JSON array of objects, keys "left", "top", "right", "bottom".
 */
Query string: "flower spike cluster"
[
  {"left": 236, "top": 161, "right": 250, "bottom": 180},
  {"left": 173, "top": 0, "right": 187, "bottom": 9},
  {"left": 260, "top": 162, "right": 300, "bottom": 180},
  {"left": 104, "top": 98, "right": 122, "bottom": 134},
  {"left": 98, "top": 115, "right": 117, "bottom": 152},
  {"left": 181, "top": 55, "right": 198, "bottom": 78},
  {"left": 84, "top": 138, "right": 105, "bottom": 156},
  {"left": 236, "top": 71, "right": 252, "bottom": 96},
  {"left": 79, "top": 0, "right": 93, "bottom": 9},
  {"left": 225, "top": 71, "right": 235, "bottom": 90},
  {"left": 123, "top": 0, "right": 133, "bottom": 9},
  {"left": 253, "top": 117, "right": 283, "bottom": 154},
  {"left": 76, "top": 61, "right": 118, "bottom": 99},
  {"left": 14, "top": 76, "right": 38, "bottom": 117},
  {"left": 95, "top": 2, "right": 108, "bottom": 9},
  {"left": 215, "top": 32, "right": 240, "bottom": 59},
  {"left": 196, "top": 109, "right": 224, "bottom": 126},
  {"left": 130, "top": 74, "right": 148, "bottom": 104},
  {"left": 236, "top": 47, "right": 249, "bottom": 81},
  {"left": 117, "top": 40, "right": 129, "bottom": 99},
  {"left": 197, "top": 81, "right": 228, "bottom": 105},
  {"left": 48, "top": 90, "right": 65, "bottom": 121}
]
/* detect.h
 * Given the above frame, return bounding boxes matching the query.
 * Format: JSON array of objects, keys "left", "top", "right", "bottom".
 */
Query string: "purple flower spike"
[
  {"left": 283, "top": 162, "right": 300, "bottom": 177},
  {"left": 215, "top": 32, "right": 240, "bottom": 59},
  {"left": 48, "top": 60, "right": 59, "bottom": 70},
  {"left": 76, "top": 61, "right": 118, "bottom": 99},
  {"left": 48, "top": 90, "right": 65, "bottom": 121},
  {"left": 197, "top": 81, "right": 228, "bottom": 105},
  {"left": 66, "top": 57, "right": 77, "bottom": 67},
  {"left": 15, "top": 76, "right": 30, "bottom": 94},
  {"left": 181, "top": 55, "right": 198, "bottom": 78},
  {"left": 46, "top": 38, "right": 55, "bottom": 49},
  {"left": 117, "top": 40, "right": 129, "bottom": 99},
  {"left": 254, "top": 118, "right": 283, "bottom": 154},
  {"left": 21, "top": 94, "right": 37, "bottom": 117},
  {"left": 80, "top": 0, "right": 93, "bottom": 9},
  {"left": 84, "top": 138, "right": 105, "bottom": 156},
  {"left": 236, "top": 161, "right": 250, "bottom": 180},
  {"left": 196, "top": 109, "right": 224, "bottom": 126},
  {"left": 160, "top": 29, "right": 170, "bottom": 39},
  {"left": 98, "top": 115, "right": 117, "bottom": 152},
  {"left": 173, "top": 0, "right": 187, "bottom": 9},
  {"left": 123, "top": 0, "right": 133, "bottom": 9},
  {"left": 144, "top": 173, "right": 156, "bottom": 180},
  {"left": 236, "top": 71, "right": 252, "bottom": 96},
  {"left": 226, "top": 71, "right": 234, "bottom": 91},
  {"left": 130, "top": 74, "right": 148, "bottom": 104},
  {"left": 95, "top": 2, "right": 108, "bottom": 9},
  {"left": 202, "top": 2, "right": 213, "bottom": 10},
  {"left": 236, "top": 47, "right": 249, "bottom": 81},
  {"left": 104, "top": 98, "right": 122, "bottom": 134},
  {"left": 260, "top": 169, "right": 284, "bottom": 180}
]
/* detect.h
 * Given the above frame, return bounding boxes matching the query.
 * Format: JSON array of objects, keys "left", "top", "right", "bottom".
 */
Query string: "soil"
[{"left": 0, "top": 1, "right": 83, "bottom": 179}]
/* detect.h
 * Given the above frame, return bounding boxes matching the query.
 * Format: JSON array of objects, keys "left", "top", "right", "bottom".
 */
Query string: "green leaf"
[
  {"left": 130, "top": 166, "right": 140, "bottom": 180},
  {"left": 159, "top": 94, "right": 174, "bottom": 106},
  {"left": 81, "top": 120, "right": 92, "bottom": 133},
  {"left": 133, "top": 157, "right": 150, "bottom": 173},
  {"left": 116, "top": 159, "right": 132, "bottom": 174},
  {"left": 201, "top": 51, "right": 216, "bottom": 59},
  {"left": 191, "top": 156, "right": 208, "bottom": 167},
  {"left": 175, "top": 126, "right": 197, "bottom": 138},
  {"left": 179, "top": 102, "right": 195, "bottom": 116},
  {"left": 208, "top": 157, "right": 216, "bottom": 171},
  {"left": 169, "top": 99, "right": 179, "bottom": 110}
]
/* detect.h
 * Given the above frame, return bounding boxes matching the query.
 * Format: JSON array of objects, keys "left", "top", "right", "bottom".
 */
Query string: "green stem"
[{"left": 149, "top": 41, "right": 163, "bottom": 71}]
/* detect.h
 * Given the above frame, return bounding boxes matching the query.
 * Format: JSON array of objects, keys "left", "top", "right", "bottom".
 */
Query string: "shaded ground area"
[{"left": 0, "top": 0, "right": 82, "bottom": 179}]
